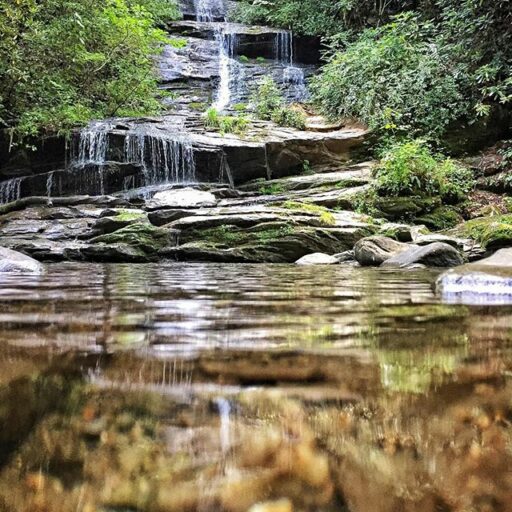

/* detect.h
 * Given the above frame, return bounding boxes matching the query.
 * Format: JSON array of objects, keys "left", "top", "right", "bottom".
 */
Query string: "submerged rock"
[
  {"left": 0, "top": 246, "right": 43, "bottom": 273},
  {"left": 295, "top": 253, "right": 339, "bottom": 265},
  {"left": 382, "top": 242, "right": 464, "bottom": 268},
  {"left": 354, "top": 236, "right": 413, "bottom": 266},
  {"left": 437, "top": 248, "right": 512, "bottom": 304}
]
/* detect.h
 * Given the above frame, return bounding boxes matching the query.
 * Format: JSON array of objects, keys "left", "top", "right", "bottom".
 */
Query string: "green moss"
[
  {"left": 190, "top": 226, "right": 245, "bottom": 247},
  {"left": 459, "top": 214, "right": 512, "bottom": 249},
  {"left": 256, "top": 57, "right": 267, "bottom": 63},
  {"left": 91, "top": 223, "right": 170, "bottom": 255},
  {"left": 416, "top": 206, "right": 462, "bottom": 231},
  {"left": 280, "top": 200, "right": 336, "bottom": 226},
  {"left": 239, "top": 55, "right": 250, "bottom": 63},
  {"left": 254, "top": 225, "right": 294, "bottom": 242},
  {"left": 113, "top": 211, "right": 147, "bottom": 223}
]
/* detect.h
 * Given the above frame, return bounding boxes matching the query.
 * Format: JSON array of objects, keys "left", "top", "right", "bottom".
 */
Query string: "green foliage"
[
  {"left": 311, "top": 14, "right": 470, "bottom": 141},
  {"left": 374, "top": 141, "right": 475, "bottom": 202},
  {"left": 230, "top": 0, "right": 395, "bottom": 37},
  {"left": 239, "top": 55, "right": 250, "bottom": 63},
  {"left": 251, "top": 77, "right": 283, "bottom": 121},
  {"left": 251, "top": 77, "right": 306, "bottom": 129},
  {"left": 204, "top": 107, "right": 250, "bottom": 135},
  {"left": 258, "top": 183, "right": 285, "bottom": 195},
  {"left": 0, "top": 0, "right": 180, "bottom": 140}
]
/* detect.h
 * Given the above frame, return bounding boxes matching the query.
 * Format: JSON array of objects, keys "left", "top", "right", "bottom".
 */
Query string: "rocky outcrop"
[
  {"left": 0, "top": 246, "right": 43, "bottom": 273},
  {"left": 354, "top": 236, "right": 413, "bottom": 266},
  {"left": 381, "top": 242, "right": 464, "bottom": 268},
  {"left": 295, "top": 253, "right": 339, "bottom": 265},
  {"left": 147, "top": 188, "right": 218, "bottom": 209}
]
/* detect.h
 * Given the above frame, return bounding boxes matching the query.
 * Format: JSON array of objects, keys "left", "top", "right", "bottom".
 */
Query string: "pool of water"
[{"left": 0, "top": 263, "right": 511, "bottom": 512}]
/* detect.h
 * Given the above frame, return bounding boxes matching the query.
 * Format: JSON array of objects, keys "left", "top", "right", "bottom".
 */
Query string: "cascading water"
[
  {"left": 0, "top": 177, "right": 22, "bottom": 205},
  {"left": 213, "top": 30, "right": 245, "bottom": 111},
  {"left": 71, "top": 122, "right": 196, "bottom": 197},
  {"left": 275, "top": 30, "right": 308, "bottom": 102},
  {"left": 193, "top": 0, "right": 225, "bottom": 22}
]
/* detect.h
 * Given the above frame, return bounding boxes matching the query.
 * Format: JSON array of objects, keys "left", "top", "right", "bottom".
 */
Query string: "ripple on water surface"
[{"left": 0, "top": 263, "right": 511, "bottom": 512}]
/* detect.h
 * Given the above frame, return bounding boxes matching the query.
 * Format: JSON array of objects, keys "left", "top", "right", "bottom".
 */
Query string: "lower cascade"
[{"left": 71, "top": 121, "right": 196, "bottom": 194}]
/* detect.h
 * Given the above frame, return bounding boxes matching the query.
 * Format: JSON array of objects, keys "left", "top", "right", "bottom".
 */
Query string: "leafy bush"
[
  {"left": 204, "top": 107, "right": 250, "bottom": 135},
  {"left": 251, "top": 77, "right": 306, "bottom": 129},
  {"left": 251, "top": 77, "right": 283, "bottom": 121},
  {"left": 311, "top": 14, "right": 470, "bottom": 141},
  {"left": 0, "top": 0, "right": 180, "bottom": 140},
  {"left": 374, "top": 140, "right": 475, "bottom": 201}
]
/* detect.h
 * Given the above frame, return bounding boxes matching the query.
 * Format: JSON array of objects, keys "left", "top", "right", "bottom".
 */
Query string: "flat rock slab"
[
  {"left": 147, "top": 188, "right": 218, "bottom": 209},
  {"left": 437, "top": 248, "right": 512, "bottom": 304}
]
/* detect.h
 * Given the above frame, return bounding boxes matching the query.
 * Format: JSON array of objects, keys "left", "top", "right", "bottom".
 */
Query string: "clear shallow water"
[{"left": 0, "top": 263, "right": 511, "bottom": 512}]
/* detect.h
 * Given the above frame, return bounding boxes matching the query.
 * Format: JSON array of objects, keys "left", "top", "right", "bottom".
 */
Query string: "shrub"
[
  {"left": 311, "top": 13, "right": 470, "bottom": 141},
  {"left": 251, "top": 77, "right": 284, "bottom": 121},
  {"left": 204, "top": 107, "right": 250, "bottom": 135},
  {"left": 271, "top": 106, "right": 306, "bottom": 130},
  {"left": 251, "top": 77, "right": 306, "bottom": 129},
  {"left": 374, "top": 140, "right": 475, "bottom": 201}
]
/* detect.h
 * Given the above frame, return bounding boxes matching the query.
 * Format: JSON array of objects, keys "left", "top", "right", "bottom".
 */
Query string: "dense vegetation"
[
  {"left": 233, "top": 0, "right": 512, "bottom": 148},
  {"left": 0, "top": 0, "right": 180, "bottom": 141}
]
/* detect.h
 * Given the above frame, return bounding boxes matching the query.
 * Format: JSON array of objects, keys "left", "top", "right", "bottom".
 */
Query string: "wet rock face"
[{"left": 0, "top": 246, "right": 43, "bottom": 273}]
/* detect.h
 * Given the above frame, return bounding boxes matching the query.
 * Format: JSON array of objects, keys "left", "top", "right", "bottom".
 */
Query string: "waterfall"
[
  {"left": 46, "top": 171, "right": 55, "bottom": 201},
  {"left": 123, "top": 131, "right": 196, "bottom": 185},
  {"left": 275, "top": 30, "right": 293, "bottom": 64},
  {"left": 71, "top": 122, "right": 196, "bottom": 195},
  {"left": 275, "top": 30, "right": 309, "bottom": 102},
  {"left": 75, "top": 121, "right": 111, "bottom": 167},
  {"left": 193, "top": 0, "right": 225, "bottom": 22},
  {"left": 283, "top": 66, "right": 308, "bottom": 101},
  {"left": 213, "top": 30, "right": 244, "bottom": 111},
  {"left": 0, "top": 177, "right": 22, "bottom": 205}
]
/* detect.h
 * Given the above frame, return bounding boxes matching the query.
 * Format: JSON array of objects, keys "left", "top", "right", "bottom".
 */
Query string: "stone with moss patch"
[
  {"left": 455, "top": 214, "right": 512, "bottom": 249},
  {"left": 90, "top": 223, "right": 173, "bottom": 260}
]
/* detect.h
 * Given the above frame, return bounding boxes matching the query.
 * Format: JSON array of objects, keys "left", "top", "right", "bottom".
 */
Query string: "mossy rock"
[
  {"left": 416, "top": 207, "right": 463, "bottom": 231},
  {"left": 90, "top": 223, "right": 172, "bottom": 259},
  {"left": 456, "top": 214, "right": 512, "bottom": 249},
  {"left": 373, "top": 196, "right": 441, "bottom": 221}
]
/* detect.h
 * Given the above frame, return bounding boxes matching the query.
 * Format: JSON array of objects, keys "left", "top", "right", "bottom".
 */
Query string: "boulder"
[
  {"left": 382, "top": 242, "right": 464, "bottom": 268},
  {"left": 437, "top": 248, "right": 512, "bottom": 304},
  {"left": 295, "top": 253, "right": 339, "bottom": 265},
  {"left": 147, "top": 188, "right": 218, "bottom": 210},
  {"left": 354, "top": 236, "right": 413, "bottom": 266},
  {"left": 0, "top": 246, "right": 43, "bottom": 273}
]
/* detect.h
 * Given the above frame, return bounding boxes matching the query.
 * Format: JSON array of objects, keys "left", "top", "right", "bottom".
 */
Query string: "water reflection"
[{"left": 0, "top": 263, "right": 511, "bottom": 511}]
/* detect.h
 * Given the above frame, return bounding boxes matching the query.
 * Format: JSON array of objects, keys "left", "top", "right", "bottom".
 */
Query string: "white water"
[
  {"left": 0, "top": 177, "right": 22, "bottom": 205},
  {"left": 193, "top": 0, "right": 225, "bottom": 22},
  {"left": 71, "top": 122, "right": 196, "bottom": 196},
  {"left": 213, "top": 29, "right": 246, "bottom": 111}
]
